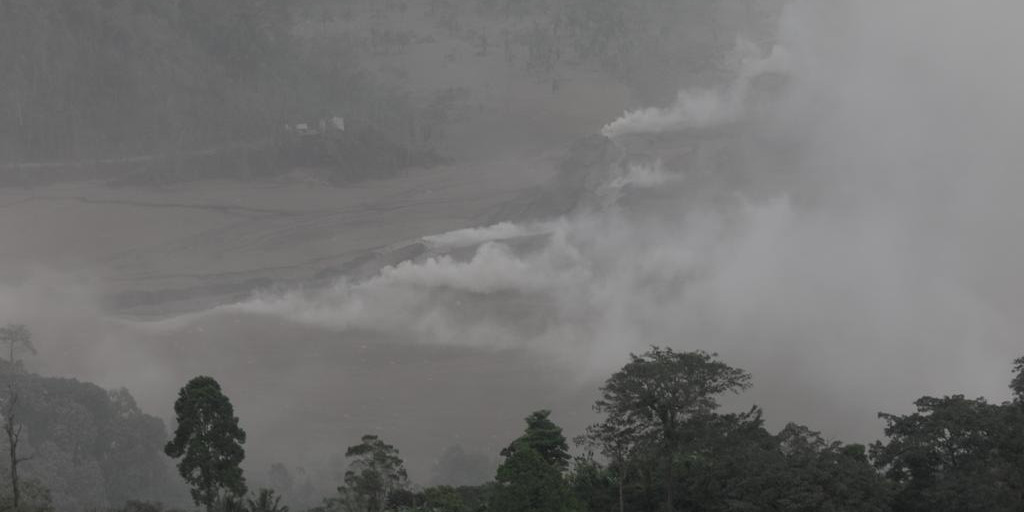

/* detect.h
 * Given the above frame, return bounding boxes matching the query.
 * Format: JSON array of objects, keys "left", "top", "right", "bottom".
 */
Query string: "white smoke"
[
  {"left": 10, "top": 0, "right": 1024, "bottom": 461},
  {"left": 606, "top": 160, "right": 681, "bottom": 190},
  {"left": 194, "top": 0, "right": 1024, "bottom": 440},
  {"left": 220, "top": 207, "right": 724, "bottom": 361},
  {"left": 601, "top": 41, "right": 791, "bottom": 138},
  {"left": 422, "top": 222, "right": 556, "bottom": 250}
]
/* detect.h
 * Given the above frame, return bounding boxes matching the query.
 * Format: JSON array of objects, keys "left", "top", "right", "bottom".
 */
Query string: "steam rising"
[
  {"left": 5, "top": 0, "right": 1024, "bottom": 482},
  {"left": 601, "top": 41, "right": 790, "bottom": 138},
  {"left": 213, "top": 0, "right": 1024, "bottom": 423}
]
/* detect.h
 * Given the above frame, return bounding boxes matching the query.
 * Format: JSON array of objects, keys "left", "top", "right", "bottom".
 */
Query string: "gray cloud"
[{"left": 5, "top": 0, "right": 1024, "bottom": 487}]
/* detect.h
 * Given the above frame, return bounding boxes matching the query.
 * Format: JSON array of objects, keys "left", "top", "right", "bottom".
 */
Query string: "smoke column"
[
  {"left": 212, "top": 0, "right": 1024, "bottom": 435},
  {"left": 9, "top": 0, "right": 1024, "bottom": 479}
]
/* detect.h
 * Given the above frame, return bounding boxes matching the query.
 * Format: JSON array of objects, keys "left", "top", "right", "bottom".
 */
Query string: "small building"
[{"left": 284, "top": 115, "right": 345, "bottom": 137}]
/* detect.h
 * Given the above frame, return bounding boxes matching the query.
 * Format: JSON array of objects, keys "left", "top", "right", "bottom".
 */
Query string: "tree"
[
  {"left": 492, "top": 446, "right": 576, "bottom": 512},
  {"left": 247, "top": 488, "right": 289, "bottom": 512},
  {"left": 0, "top": 323, "right": 36, "bottom": 510},
  {"left": 338, "top": 435, "right": 408, "bottom": 512},
  {"left": 501, "top": 410, "right": 571, "bottom": 471},
  {"left": 420, "top": 485, "right": 466, "bottom": 512},
  {"left": 566, "top": 455, "right": 617, "bottom": 512},
  {"left": 593, "top": 347, "right": 751, "bottom": 512},
  {"left": 1011, "top": 356, "right": 1024, "bottom": 403},
  {"left": 869, "top": 358, "right": 1024, "bottom": 511},
  {"left": 164, "top": 376, "right": 247, "bottom": 510},
  {"left": 0, "top": 364, "right": 171, "bottom": 509},
  {"left": 0, "top": 478, "right": 53, "bottom": 512},
  {"left": 676, "top": 412, "right": 892, "bottom": 512},
  {"left": 0, "top": 325, "right": 35, "bottom": 367},
  {"left": 100, "top": 387, "right": 173, "bottom": 505},
  {"left": 177, "top": 0, "right": 291, "bottom": 79},
  {"left": 871, "top": 395, "right": 1018, "bottom": 511},
  {"left": 213, "top": 493, "right": 247, "bottom": 512},
  {"left": 110, "top": 501, "right": 166, "bottom": 512},
  {"left": 769, "top": 423, "right": 892, "bottom": 511},
  {"left": 576, "top": 415, "right": 640, "bottom": 512}
]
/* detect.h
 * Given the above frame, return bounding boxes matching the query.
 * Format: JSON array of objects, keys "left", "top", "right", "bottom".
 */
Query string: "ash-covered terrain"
[{"left": 2, "top": 1, "right": 1024, "bottom": 511}]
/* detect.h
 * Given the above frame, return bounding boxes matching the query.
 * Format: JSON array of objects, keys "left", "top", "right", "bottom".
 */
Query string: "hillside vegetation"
[{"left": 0, "top": 0, "right": 779, "bottom": 167}]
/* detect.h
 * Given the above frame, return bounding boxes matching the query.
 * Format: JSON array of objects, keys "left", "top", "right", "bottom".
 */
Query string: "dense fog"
[{"left": 0, "top": 1, "right": 1022, "bottom": 510}]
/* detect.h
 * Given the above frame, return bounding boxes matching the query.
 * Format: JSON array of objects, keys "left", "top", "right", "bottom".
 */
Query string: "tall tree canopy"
[
  {"left": 501, "top": 410, "right": 571, "bottom": 471},
  {"left": 871, "top": 394, "right": 1022, "bottom": 512},
  {"left": 0, "top": 324, "right": 35, "bottom": 365},
  {"left": 337, "top": 435, "right": 408, "bottom": 512},
  {"left": 0, "top": 0, "right": 293, "bottom": 159},
  {"left": 594, "top": 347, "right": 751, "bottom": 512},
  {"left": 1011, "top": 356, "right": 1024, "bottom": 403},
  {"left": 493, "top": 446, "right": 575, "bottom": 512},
  {"left": 164, "top": 376, "right": 247, "bottom": 510}
]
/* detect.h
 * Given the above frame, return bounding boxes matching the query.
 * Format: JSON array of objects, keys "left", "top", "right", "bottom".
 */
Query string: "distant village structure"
[{"left": 285, "top": 115, "right": 346, "bottom": 137}]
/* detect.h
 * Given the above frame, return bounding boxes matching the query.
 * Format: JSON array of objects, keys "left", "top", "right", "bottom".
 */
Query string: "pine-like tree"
[{"left": 164, "top": 376, "right": 247, "bottom": 510}]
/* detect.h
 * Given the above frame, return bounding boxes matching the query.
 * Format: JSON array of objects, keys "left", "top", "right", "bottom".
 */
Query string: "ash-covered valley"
[{"left": 2, "top": 1, "right": 1023, "bottom": 511}]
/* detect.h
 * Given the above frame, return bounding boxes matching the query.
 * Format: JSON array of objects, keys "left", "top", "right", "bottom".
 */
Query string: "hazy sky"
[{"left": 4, "top": 0, "right": 1024, "bottom": 486}]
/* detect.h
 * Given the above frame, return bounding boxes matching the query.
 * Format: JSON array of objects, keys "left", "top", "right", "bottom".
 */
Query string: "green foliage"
[
  {"left": 501, "top": 410, "right": 571, "bottom": 471},
  {"left": 420, "top": 485, "right": 466, "bottom": 512},
  {"left": 109, "top": 501, "right": 177, "bottom": 512},
  {"left": 594, "top": 347, "right": 751, "bottom": 511},
  {"left": 164, "top": 376, "right": 247, "bottom": 510},
  {"left": 113, "top": 501, "right": 165, "bottom": 512},
  {"left": 246, "top": 488, "right": 289, "bottom": 512},
  {"left": 871, "top": 395, "right": 1023, "bottom": 512},
  {"left": 0, "top": 0, "right": 294, "bottom": 159},
  {"left": 596, "top": 348, "right": 753, "bottom": 430},
  {"left": 0, "top": 324, "right": 35, "bottom": 364},
  {"left": 0, "top": 0, "right": 463, "bottom": 168},
  {"left": 576, "top": 411, "right": 641, "bottom": 509},
  {"left": 556, "top": 0, "right": 760, "bottom": 100},
  {"left": 576, "top": 347, "right": 894, "bottom": 512},
  {"left": 1011, "top": 356, "right": 1024, "bottom": 402},
  {"left": 0, "top": 367, "right": 174, "bottom": 510},
  {"left": 212, "top": 493, "right": 248, "bottom": 512},
  {"left": 565, "top": 457, "right": 616, "bottom": 512},
  {"left": 445, "top": 483, "right": 497, "bottom": 512},
  {"left": 177, "top": 0, "right": 291, "bottom": 79},
  {"left": 335, "top": 435, "right": 408, "bottom": 512},
  {"left": 316, "top": 482, "right": 493, "bottom": 512},
  {"left": 492, "top": 447, "right": 576, "bottom": 512},
  {"left": 7, "top": 339, "right": 1024, "bottom": 512},
  {"left": 561, "top": 0, "right": 629, "bottom": 70},
  {"left": 0, "top": 478, "right": 55, "bottom": 512},
  {"left": 679, "top": 415, "right": 892, "bottom": 512}
]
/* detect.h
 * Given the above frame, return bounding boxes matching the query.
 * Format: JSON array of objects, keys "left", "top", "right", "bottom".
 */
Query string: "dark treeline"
[
  {"left": 0, "top": 0, "right": 781, "bottom": 164},
  {"left": 1, "top": 322, "right": 1022, "bottom": 512},
  {"left": 0, "top": 0, "right": 292, "bottom": 160},
  {"left": 0, "top": 324, "right": 182, "bottom": 511},
  {"left": 0, "top": 0, "right": 457, "bottom": 168}
]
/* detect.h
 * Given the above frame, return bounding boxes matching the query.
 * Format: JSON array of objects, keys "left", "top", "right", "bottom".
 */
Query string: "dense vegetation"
[
  {"left": 0, "top": 0, "right": 454, "bottom": 178},
  {"left": 0, "top": 0, "right": 292, "bottom": 159},
  {"left": 0, "top": 325, "right": 180, "bottom": 511},
  {"left": 2, "top": 2, "right": 1015, "bottom": 511},
  {"left": 0, "top": 0, "right": 778, "bottom": 167},
  {"left": 0, "top": 321, "right": 1021, "bottom": 512}
]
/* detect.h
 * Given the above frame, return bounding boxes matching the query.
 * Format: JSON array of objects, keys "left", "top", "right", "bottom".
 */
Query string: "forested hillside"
[
  {"left": 0, "top": 0, "right": 292, "bottom": 159},
  {"left": 0, "top": 363, "right": 179, "bottom": 510},
  {"left": 10, "top": 1, "right": 1019, "bottom": 512},
  {"left": 7, "top": 340, "right": 1020, "bottom": 512},
  {"left": 0, "top": 0, "right": 779, "bottom": 164}
]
